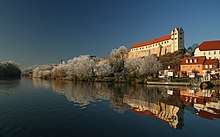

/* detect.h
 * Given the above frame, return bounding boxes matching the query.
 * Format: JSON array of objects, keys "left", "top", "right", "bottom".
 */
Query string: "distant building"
[
  {"left": 180, "top": 56, "right": 218, "bottom": 77},
  {"left": 128, "top": 27, "right": 184, "bottom": 58},
  {"left": 194, "top": 40, "right": 220, "bottom": 60}
]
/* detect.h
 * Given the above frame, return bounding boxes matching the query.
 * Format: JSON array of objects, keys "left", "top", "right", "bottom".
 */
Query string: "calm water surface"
[{"left": 0, "top": 78, "right": 220, "bottom": 137}]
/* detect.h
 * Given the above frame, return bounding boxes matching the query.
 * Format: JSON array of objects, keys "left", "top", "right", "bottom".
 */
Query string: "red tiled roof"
[
  {"left": 198, "top": 40, "right": 220, "bottom": 51},
  {"left": 131, "top": 35, "right": 171, "bottom": 48},
  {"left": 203, "top": 59, "right": 218, "bottom": 65},
  {"left": 181, "top": 56, "right": 206, "bottom": 65},
  {"left": 203, "top": 59, "right": 218, "bottom": 70}
]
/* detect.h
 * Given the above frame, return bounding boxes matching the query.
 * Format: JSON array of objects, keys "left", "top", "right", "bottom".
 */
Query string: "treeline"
[
  {"left": 0, "top": 61, "right": 21, "bottom": 79},
  {"left": 28, "top": 46, "right": 162, "bottom": 81}
]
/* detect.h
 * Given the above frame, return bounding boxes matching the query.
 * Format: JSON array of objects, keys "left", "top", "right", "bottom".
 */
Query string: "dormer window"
[
  {"left": 190, "top": 59, "right": 193, "bottom": 63},
  {"left": 186, "top": 59, "right": 188, "bottom": 63},
  {"left": 194, "top": 59, "right": 198, "bottom": 63}
]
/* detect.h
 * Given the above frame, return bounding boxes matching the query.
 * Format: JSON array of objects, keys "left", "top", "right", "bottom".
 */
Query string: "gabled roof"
[
  {"left": 198, "top": 40, "right": 220, "bottom": 51},
  {"left": 181, "top": 56, "right": 206, "bottom": 65},
  {"left": 131, "top": 35, "right": 171, "bottom": 48},
  {"left": 203, "top": 59, "right": 218, "bottom": 65}
]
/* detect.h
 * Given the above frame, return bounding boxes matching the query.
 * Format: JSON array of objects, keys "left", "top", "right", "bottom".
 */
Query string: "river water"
[{"left": 0, "top": 78, "right": 220, "bottom": 137}]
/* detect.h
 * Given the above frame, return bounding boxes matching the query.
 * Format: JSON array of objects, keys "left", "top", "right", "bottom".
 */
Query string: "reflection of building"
[
  {"left": 180, "top": 88, "right": 220, "bottom": 120},
  {"left": 194, "top": 40, "right": 220, "bottom": 60},
  {"left": 123, "top": 89, "right": 184, "bottom": 129},
  {"left": 124, "top": 98, "right": 184, "bottom": 129},
  {"left": 128, "top": 28, "right": 184, "bottom": 58}
]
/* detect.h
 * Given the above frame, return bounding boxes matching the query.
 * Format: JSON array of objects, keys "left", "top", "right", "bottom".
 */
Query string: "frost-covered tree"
[
  {"left": 32, "top": 64, "right": 53, "bottom": 79},
  {"left": 94, "top": 61, "right": 112, "bottom": 77},
  {"left": 143, "top": 55, "right": 162, "bottom": 76},
  {"left": 124, "top": 58, "right": 144, "bottom": 77},
  {"left": 0, "top": 61, "right": 21, "bottom": 78},
  {"left": 51, "top": 64, "right": 68, "bottom": 79},
  {"left": 67, "top": 55, "right": 99, "bottom": 80},
  {"left": 109, "top": 46, "right": 128, "bottom": 75}
]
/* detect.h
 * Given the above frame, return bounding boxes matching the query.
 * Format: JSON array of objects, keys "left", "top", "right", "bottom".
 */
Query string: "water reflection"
[
  {"left": 180, "top": 87, "right": 220, "bottom": 120},
  {"left": 32, "top": 79, "right": 220, "bottom": 129},
  {"left": 0, "top": 79, "right": 20, "bottom": 95}
]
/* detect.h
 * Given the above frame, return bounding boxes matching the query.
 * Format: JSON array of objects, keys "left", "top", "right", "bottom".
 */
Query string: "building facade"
[
  {"left": 194, "top": 40, "right": 220, "bottom": 60},
  {"left": 180, "top": 56, "right": 218, "bottom": 77},
  {"left": 128, "top": 27, "right": 184, "bottom": 58}
]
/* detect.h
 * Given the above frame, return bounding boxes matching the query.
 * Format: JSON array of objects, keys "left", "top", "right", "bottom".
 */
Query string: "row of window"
[
  {"left": 182, "top": 65, "right": 213, "bottom": 69},
  {"left": 131, "top": 40, "right": 170, "bottom": 51},
  {"left": 203, "top": 50, "right": 220, "bottom": 55},
  {"left": 186, "top": 59, "right": 198, "bottom": 63}
]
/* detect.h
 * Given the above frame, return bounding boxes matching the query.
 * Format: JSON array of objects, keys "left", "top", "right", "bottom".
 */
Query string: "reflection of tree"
[
  {"left": 0, "top": 79, "right": 20, "bottom": 95},
  {"left": 32, "top": 79, "right": 184, "bottom": 129},
  {"left": 109, "top": 84, "right": 130, "bottom": 113}
]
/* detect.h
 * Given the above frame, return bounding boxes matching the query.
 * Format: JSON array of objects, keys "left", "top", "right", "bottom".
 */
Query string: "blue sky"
[{"left": 0, "top": 0, "right": 220, "bottom": 66}]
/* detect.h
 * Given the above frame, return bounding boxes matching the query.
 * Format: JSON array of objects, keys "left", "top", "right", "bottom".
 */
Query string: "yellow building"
[{"left": 128, "top": 27, "right": 184, "bottom": 58}]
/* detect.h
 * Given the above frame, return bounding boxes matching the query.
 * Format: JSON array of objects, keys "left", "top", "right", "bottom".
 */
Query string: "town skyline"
[{"left": 0, "top": 0, "right": 220, "bottom": 66}]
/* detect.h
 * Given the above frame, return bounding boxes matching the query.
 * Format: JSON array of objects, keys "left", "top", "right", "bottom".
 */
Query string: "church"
[{"left": 128, "top": 27, "right": 184, "bottom": 58}]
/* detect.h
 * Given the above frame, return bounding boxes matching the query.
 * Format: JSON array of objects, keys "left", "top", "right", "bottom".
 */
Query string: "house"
[
  {"left": 194, "top": 40, "right": 220, "bottom": 60},
  {"left": 128, "top": 27, "right": 184, "bottom": 58},
  {"left": 203, "top": 59, "right": 219, "bottom": 78},
  {"left": 180, "top": 56, "right": 219, "bottom": 77},
  {"left": 180, "top": 56, "right": 206, "bottom": 77}
]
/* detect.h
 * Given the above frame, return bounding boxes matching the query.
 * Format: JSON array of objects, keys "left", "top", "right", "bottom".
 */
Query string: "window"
[
  {"left": 186, "top": 59, "right": 188, "bottom": 63},
  {"left": 209, "top": 65, "right": 212, "bottom": 68},
  {"left": 194, "top": 59, "right": 198, "bottom": 63},
  {"left": 205, "top": 65, "right": 208, "bottom": 68},
  {"left": 209, "top": 51, "right": 211, "bottom": 55},
  {"left": 197, "top": 65, "right": 200, "bottom": 68},
  {"left": 183, "top": 65, "right": 187, "bottom": 68},
  {"left": 180, "top": 37, "right": 182, "bottom": 39},
  {"left": 204, "top": 52, "right": 206, "bottom": 55},
  {"left": 214, "top": 51, "right": 216, "bottom": 54},
  {"left": 190, "top": 66, "right": 192, "bottom": 69},
  {"left": 190, "top": 59, "right": 193, "bottom": 63}
]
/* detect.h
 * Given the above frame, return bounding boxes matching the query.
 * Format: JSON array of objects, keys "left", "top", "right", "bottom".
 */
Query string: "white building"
[
  {"left": 194, "top": 40, "right": 220, "bottom": 60},
  {"left": 128, "top": 27, "right": 184, "bottom": 58}
]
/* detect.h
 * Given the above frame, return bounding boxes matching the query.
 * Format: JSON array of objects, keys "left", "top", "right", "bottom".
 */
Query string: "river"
[{"left": 0, "top": 78, "right": 220, "bottom": 137}]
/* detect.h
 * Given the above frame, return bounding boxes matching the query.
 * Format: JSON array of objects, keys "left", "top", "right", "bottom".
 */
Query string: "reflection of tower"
[{"left": 123, "top": 89, "right": 184, "bottom": 129}]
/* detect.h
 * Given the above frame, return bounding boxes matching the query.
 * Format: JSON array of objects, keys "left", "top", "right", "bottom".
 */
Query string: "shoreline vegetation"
[
  {"left": 1, "top": 46, "right": 216, "bottom": 87},
  {"left": 0, "top": 61, "right": 21, "bottom": 79},
  {"left": 20, "top": 46, "right": 196, "bottom": 86}
]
